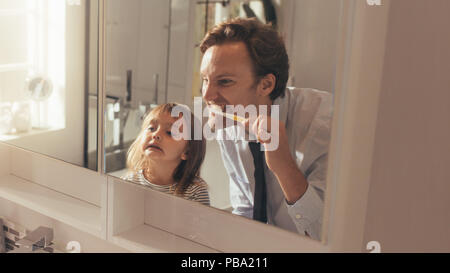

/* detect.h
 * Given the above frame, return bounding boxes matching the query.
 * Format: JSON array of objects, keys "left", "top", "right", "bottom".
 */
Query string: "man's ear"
[{"left": 257, "top": 73, "right": 276, "bottom": 97}]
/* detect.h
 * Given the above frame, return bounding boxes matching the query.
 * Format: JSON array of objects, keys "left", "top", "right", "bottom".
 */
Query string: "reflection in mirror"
[
  {"left": 0, "top": 0, "right": 99, "bottom": 171},
  {"left": 104, "top": 0, "right": 171, "bottom": 174},
  {"left": 105, "top": 0, "right": 342, "bottom": 241}
]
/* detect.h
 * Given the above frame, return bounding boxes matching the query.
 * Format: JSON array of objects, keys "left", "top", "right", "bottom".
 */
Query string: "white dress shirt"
[{"left": 216, "top": 87, "right": 333, "bottom": 240}]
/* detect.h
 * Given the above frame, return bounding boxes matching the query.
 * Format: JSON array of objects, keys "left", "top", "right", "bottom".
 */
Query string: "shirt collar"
[{"left": 273, "top": 87, "right": 290, "bottom": 126}]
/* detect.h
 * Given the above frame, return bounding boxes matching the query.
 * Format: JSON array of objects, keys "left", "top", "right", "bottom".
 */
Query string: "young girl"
[{"left": 123, "top": 103, "right": 210, "bottom": 206}]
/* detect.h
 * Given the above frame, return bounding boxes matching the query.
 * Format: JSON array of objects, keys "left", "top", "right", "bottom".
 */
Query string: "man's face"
[{"left": 200, "top": 42, "right": 260, "bottom": 111}]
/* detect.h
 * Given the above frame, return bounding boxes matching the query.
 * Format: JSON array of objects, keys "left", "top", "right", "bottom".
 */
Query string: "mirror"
[
  {"left": 103, "top": 0, "right": 171, "bottom": 174},
  {"left": 0, "top": 0, "right": 99, "bottom": 171},
  {"left": 104, "top": 0, "right": 342, "bottom": 241}
]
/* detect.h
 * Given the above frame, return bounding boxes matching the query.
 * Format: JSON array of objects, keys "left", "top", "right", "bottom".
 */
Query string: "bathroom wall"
[
  {"left": 166, "top": 0, "right": 195, "bottom": 105},
  {"left": 104, "top": 0, "right": 173, "bottom": 149},
  {"left": 105, "top": 0, "right": 170, "bottom": 104},
  {"left": 103, "top": 0, "right": 198, "bottom": 148},
  {"left": 364, "top": 0, "right": 450, "bottom": 252},
  {"left": 287, "top": 0, "right": 342, "bottom": 93}
]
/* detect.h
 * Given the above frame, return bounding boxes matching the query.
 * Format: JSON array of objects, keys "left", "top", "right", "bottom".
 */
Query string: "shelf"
[
  {"left": 111, "top": 224, "right": 218, "bottom": 253},
  {"left": 107, "top": 168, "right": 127, "bottom": 178},
  {"left": 0, "top": 62, "right": 29, "bottom": 72},
  {"left": 0, "top": 127, "right": 65, "bottom": 142},
  {"left": 0, "top": 9, "right": 33, "bottom": 17},
  {"left": 0, "top": 174, "right": 102, "bottom": 237}
]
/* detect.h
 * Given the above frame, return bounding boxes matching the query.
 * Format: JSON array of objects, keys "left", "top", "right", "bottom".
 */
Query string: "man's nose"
[{"left": 202, "top": 81, "right": 218, "bottom": 102}]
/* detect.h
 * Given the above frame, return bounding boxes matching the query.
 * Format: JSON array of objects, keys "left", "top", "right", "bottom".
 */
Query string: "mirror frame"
[{"left": 97, "top": 0, "right": 106, "bottom": 174}]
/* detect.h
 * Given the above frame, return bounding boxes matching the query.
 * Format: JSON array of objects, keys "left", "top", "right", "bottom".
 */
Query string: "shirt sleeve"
[
  {"left": 286, "top": 153, "right": 328, "bottom": 240},
  {"left": 286, "top": 115, "right": 331, "bottom": 240}
]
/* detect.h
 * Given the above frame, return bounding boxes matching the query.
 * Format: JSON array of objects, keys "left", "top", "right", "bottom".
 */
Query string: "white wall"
[
  {"left": 363, "top": 0, "right": 450, "bottom": 252},
  {"left": 104, "top": 0, "right": 172, "bottom": 149},
  {"left": 288, "top": 0, "right": 342, "bottom": 93},
  {"left": 166, "top": 0, "right": 195, "bottom": 106},
  {"left": 105, "top": 0, "right": 170, "bottom": 104}
]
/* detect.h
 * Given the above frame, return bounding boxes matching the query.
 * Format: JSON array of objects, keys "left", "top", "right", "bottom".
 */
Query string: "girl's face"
[{"left": 140, "top": 111, "right": 188, "bottom": 163}]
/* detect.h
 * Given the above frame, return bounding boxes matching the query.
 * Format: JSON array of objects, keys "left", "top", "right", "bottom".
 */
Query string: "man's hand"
[
  {"left": 244, "top": 115, "right": 289, "bottom": 173},
  {"left": 244, "top": 115, "right": 309, "bottom": 204}
]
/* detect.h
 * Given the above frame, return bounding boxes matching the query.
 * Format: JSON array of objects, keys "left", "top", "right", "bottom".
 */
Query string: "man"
[{"left": 199, "top": 18, "right": 333, "bottom": 240}]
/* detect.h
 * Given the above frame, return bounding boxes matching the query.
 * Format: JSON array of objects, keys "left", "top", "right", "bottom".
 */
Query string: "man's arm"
[
  {"left": 248, "top": 115, "right": 329, "bottom": 239},
  {"left": 269, "top": 152, "right": 309, "bottom": 205},
  {"left": 248, "top": 116, "right": 308, "bottom": 204}
]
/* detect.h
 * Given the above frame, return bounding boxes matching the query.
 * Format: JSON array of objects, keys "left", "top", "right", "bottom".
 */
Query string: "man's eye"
[
  {"left": 148, "top": 127, "right": 155, "bottom": 132},
  {"left": 218, "top": 79, "right": 232, "bottom": 85},
  {"left": 166, "top": 131, "right": 172, "bottom": 136}
]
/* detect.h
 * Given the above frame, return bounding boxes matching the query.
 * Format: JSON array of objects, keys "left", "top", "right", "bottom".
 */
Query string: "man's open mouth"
[{"left": 208, "top": 103, "right": 226, "bottom": 113}]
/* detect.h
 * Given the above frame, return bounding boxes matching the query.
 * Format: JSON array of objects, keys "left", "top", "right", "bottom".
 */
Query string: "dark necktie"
[{"left": 248, "top": 142, "right": 267, "bottom": 223}]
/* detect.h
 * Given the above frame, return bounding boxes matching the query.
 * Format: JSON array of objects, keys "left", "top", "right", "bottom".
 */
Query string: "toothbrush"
[
  {"left": 208, "top": 105, "right": 247, "bottom": 124},
  {"left": 208, "top": 105, "right": 270, "bottom": 142}
]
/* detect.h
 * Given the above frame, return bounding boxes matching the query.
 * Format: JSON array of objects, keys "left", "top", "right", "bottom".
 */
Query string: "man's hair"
[{"left": 200, "top": 17, "right": 289, "bottom": 101}]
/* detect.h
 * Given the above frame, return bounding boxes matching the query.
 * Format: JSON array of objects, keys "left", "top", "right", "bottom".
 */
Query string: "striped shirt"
[{"left": 122, "top": 170, "right": 210, "bottom": 206}]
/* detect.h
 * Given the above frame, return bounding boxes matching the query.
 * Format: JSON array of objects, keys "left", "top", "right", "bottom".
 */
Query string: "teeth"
[{"left": 208, "top": 104, "right": 245, "bottom": 123}]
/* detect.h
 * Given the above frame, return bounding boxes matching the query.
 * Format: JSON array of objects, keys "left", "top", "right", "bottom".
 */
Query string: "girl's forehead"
[{"left": 147, "top": 111, "right": 181, "bottom": 126}]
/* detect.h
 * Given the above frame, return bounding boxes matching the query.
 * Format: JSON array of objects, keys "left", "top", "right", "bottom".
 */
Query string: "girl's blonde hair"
[{"left": 126, "top": 103, "right": 206, "bottom": 196}]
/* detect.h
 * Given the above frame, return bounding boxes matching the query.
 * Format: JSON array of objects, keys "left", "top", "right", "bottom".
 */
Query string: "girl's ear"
[{"left": 181, "top": 151, "right": 188, "bottom": 161}]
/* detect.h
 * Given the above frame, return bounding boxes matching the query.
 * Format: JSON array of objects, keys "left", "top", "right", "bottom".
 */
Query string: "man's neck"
[{"left": 255, "top": 97, "right": 273, "bottom": 116}]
